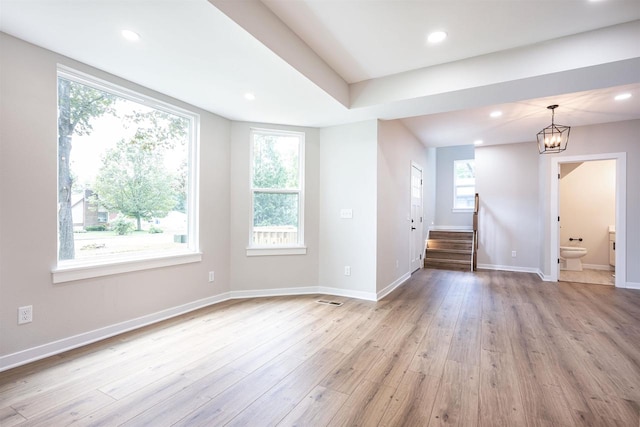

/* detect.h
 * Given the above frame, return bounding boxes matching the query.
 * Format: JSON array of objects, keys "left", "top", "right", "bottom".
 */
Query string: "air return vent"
[{"left": 316, "top": 300, "right": 343, "bottom": 307}]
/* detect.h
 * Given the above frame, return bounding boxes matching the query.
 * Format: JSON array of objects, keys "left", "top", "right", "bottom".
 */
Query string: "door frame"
[
  {"left": 410, "top": 161, "right": 424, "bottom": 273},
  {"left": 550, "top": 152, "right": 626, "bottom": 287}
]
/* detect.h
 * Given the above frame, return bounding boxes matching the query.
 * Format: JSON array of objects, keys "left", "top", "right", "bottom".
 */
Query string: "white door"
[{"left": 410, "top": 163, "right": 423, "bottom": 273}]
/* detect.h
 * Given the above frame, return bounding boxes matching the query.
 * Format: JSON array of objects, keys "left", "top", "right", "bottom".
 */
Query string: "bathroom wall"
[{"left": 560, "top": 160, "right": 615, "bottom": 268}]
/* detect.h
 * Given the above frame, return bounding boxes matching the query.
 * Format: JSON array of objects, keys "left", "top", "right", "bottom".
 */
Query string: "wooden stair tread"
[
  {"left": 425, "top": 227, "right": 476, "bottom": 272},
  {"left": 427, "top": 241, "right": 472, "bottom": 250},
  {"left": 427, "top": 239, "right": 473, "bottom": 244},
  {"left": 425, "top": 248, "right": 471, "bottom": 254},
  {"left": 425, "top": 259, "right": 470, "bottom": 265},
  {"left": 426, "top": 254, "right": 471, "bottom": 262},
  {"left": 428, "top": 232, "right": 473, "bottom": 240}
]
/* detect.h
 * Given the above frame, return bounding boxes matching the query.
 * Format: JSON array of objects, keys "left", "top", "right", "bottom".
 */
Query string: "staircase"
[{"left": 424, "top": 230, "right": 474, "bottom": 271}]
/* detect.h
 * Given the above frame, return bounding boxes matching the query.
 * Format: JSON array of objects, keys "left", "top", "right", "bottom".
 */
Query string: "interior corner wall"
[
  {"left": 475, "top": 142, "right": 540, "bottom": 271},
  {"left": 376, "top": 120, "right": 429, "bottom": 293},
  {"left": 228, "top": 121, "right": 320, "bottom": 292},
  {"left": 0, "top": 34, "right": 231, "bottom": 361},
  {"left": 424, "top": 147, "right": 437, "bottom": 230},
  {"left": 434, "top": 145, "right": 475, "bottom": 227},
  {"left": 318, "top": 121, "right": 378, "bottom": 297},
  {"left": 538, "top": 119, "right": 640, "bottom": 285}
]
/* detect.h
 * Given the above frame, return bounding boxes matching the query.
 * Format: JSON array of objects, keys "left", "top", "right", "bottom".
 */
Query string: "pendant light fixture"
[{"left": 537, "top": 104, "right": 570, "bottom": 154}]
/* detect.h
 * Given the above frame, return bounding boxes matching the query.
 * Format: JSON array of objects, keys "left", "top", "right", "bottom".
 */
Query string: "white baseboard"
[
  {"left": 582, "top": 263, "right": 613, "bottom": 271},
  {"left": 0, "top": 292, "right": 230, "bottom": 372},
  {"left": 0, "top": 284, "right": 378, "bottom": 372},
  {"left": 625, "top": 281, "right": 640, "bottom": 290},
  {"left": 228, "top": 286, "right": 320, "bottom": 300},
  {"left": 537, "top": 270, "right": 553, "bottom": 281},
  {"left": 377, "top": 272, "right": 411, "bottom": 300},
  {"left": 477, "top": 264, "right": 541, "bottom": 275},
  {"left": 317, "top": 286, "right": 378, "bottom": 302},
  {"left": 229, "top": 285, "right": 377, "bottom": 302}
]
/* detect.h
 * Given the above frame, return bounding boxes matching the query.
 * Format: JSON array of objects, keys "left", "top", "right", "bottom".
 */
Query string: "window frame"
[
  {"left": 52, "top": 65, "right": 201, "bottom": 283},
  {"left": 452, "top": 158, "right": 476, "bottom": 212},
  {"left": 247, "top": 128, "right": 306, "bottom": 256}
]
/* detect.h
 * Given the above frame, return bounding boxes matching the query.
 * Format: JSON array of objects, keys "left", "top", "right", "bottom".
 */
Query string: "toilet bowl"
[{"left": 560, "top": 246, "right": 588, "bottom": 271}]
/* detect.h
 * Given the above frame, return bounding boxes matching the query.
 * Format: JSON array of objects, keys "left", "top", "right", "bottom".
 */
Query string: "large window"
[
  {"left": 453, "top": 159, "right": 475, "bottom": 210},
  {"left": 55, "top": 67, "right": 199, "bottom": 279},
  {"left": 249, "top": 129, "right": 305, "bottom": 255}
]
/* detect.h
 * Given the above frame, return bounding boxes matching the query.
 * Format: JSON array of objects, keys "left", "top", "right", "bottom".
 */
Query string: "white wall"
[
  {"left": 424, "top": 147, "right": 437, "bottom": 230},
  {"left": 229, "top": 121, "right": 320, "bottom": 292},
  {"left": 319, "top": 121, "right": 378, "bottom": 298},
  {"left": 3, "top": 33, "right": 636, "bottom": 370},
  {"left": 539, "top": 119, "right": 640, "bottom": 286},
  {"left": 560, "top": 160, "right": 615, "bottom": 268},
  {"left": 376, "top": 120, "right": 430, "bottom": 293},
  {"left": 0, "top": 35, "right": 231, "bottom": 360},
  {"left": 434, "top": 145, "right": 475, "bottom": 227},
  {"left": 476, "top": 142, "right": 540, "bottom": 271}
]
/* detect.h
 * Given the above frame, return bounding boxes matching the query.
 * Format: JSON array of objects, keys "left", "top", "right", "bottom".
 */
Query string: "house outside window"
[
  {"left": 248, "top": 129, "right": 305, "bottom": 256},
  {"left": 453, "top": 159, "right": 475, "bottom": 211},
  {"left": 55, "top": 66, "right": 199, "bottom": 281}
]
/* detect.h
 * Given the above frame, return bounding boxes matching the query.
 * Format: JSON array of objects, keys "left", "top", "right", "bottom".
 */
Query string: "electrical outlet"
[
  {"left": 512, "top": 250, "right": 517, "bottom": 258},
  {"left": 208, "top": 271, "right": 215, "bottom": 282},
  {"left": 344, "top": 266, "right": 351, "bottom": 276},
  {"left": 340, "top": 209, "right": 353, "bottom": 219},
  {"left": 18, "top": 305, "right": 32, "bottom": 324}
]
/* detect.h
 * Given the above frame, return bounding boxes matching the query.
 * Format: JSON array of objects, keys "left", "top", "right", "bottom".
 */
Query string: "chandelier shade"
[{"left": 537, "top": 104, "right": 570, "bottom": 154}]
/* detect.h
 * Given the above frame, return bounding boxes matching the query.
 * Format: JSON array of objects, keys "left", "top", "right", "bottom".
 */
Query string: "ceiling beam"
[{"left": 209, "top": 0, "right": 350, "bottom": 108}]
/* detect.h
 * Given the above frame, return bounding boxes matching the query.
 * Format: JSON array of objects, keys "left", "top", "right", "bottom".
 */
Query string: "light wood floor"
[{"left": 1, "top": 269, "right": 640, "bottom": 426}]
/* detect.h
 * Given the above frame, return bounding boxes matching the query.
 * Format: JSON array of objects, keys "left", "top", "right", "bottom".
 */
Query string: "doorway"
[
  {"left": 550, "top": 153, "right": 627, "bottom": 287},
  {"left": 410, "top": 162, "right": 423, "bottom": 273},
  {"left": 558, "top": 160, "right": 615, "bottom": 285}
]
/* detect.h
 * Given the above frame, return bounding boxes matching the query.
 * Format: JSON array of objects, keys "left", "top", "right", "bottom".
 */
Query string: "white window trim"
[
  {"left": 452, "top": 159, "right": 475, "bottom": 212},
  {"left": 248, "top": 128, "right": 305, "bottom": 256},
  {"left": 246, "top": 247, "right": 307, "bottom": 257},
  {"left": 54, "top": 65, "right": 201, "bottom": 281},
  {"left": 52, "top": 252, "right": 202, "bottom": 283}
]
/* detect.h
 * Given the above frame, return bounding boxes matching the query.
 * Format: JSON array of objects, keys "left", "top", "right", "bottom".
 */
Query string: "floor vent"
[{"left": 316, "top": 300, "right": 343, "bottom": 307}]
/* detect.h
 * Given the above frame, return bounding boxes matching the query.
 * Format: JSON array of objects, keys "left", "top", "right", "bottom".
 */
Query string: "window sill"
[
  {"left": 52, "top": 251, "right": 202, "bottom": 284},
  {"left": 246, "top": 246, "right": 307, "bottom": 257},
  {"left": 452, "top": 208, "right": 474, "bottom": 213}
]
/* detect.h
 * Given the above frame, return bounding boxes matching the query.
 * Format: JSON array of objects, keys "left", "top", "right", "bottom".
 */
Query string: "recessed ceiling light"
[
  {"left": 121, "top": 30, "right": 140, "bottom": 42},
  {"left": 490, "top": 111, "right": 502, "bottom": 118},
  {"left": 614, "top": 93, "right": 632, "bottom": 101},
  {"left": 427, "top": 31, "right": 447, "bottom": 44},
  {"left": 244, "top": 93, "right": 256, "bottom": 101},
  {"left": 474, "top": 140, "right": 484, "bottom": 146}
]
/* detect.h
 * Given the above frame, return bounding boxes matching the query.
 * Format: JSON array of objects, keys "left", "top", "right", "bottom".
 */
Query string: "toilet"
[{"left": 560, "top": 246, "right": 588, "bottom": 271}]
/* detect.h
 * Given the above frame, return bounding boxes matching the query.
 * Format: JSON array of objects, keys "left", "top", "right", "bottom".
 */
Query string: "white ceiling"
[
  {"left": 262, "top": 0, "right": 640, "bottom": 84},
  {"left": 1, "top": 0, "right": 639, "bottom": 147}
]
